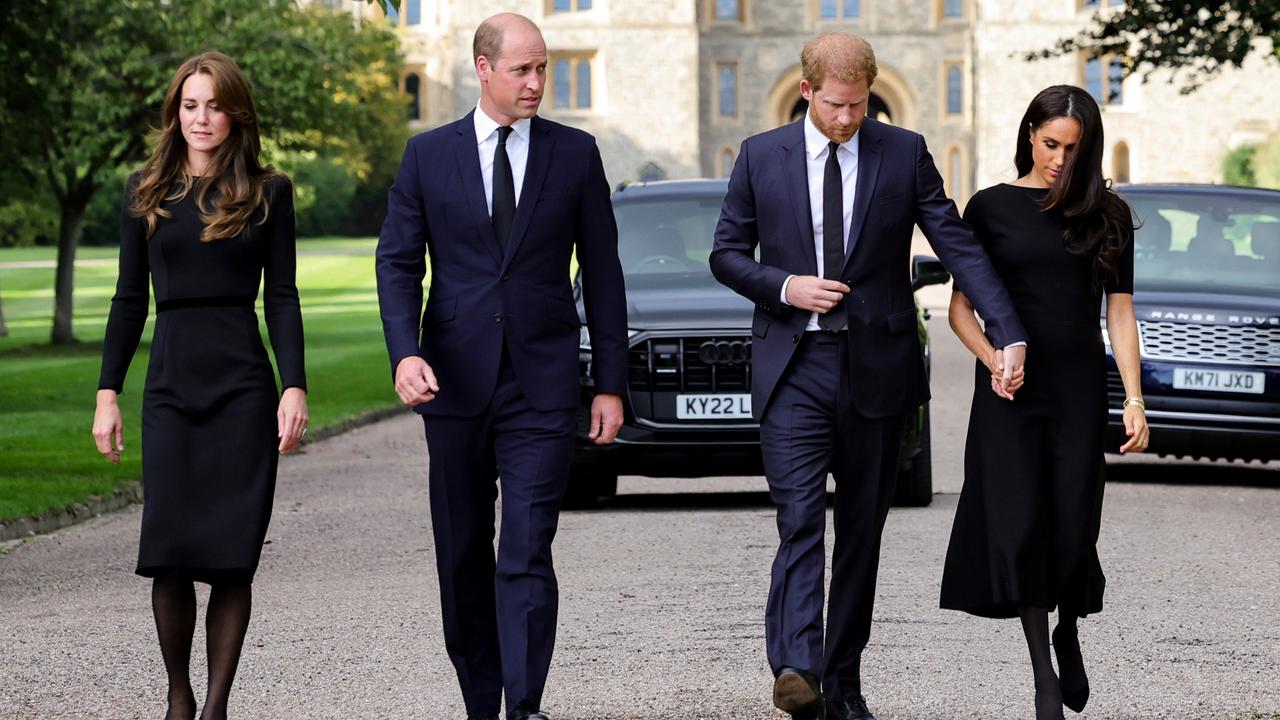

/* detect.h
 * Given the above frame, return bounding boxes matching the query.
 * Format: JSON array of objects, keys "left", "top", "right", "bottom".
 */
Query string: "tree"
[
  {"left": 0, "top": 0, "right": 404, "bottom": 343},
  {"left": 1032, "top": 1, "right": 1280, "bottom": 92}
]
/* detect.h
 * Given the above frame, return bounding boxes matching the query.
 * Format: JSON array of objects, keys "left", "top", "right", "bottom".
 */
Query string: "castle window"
[{"left": 550, "top": 53, "right": 595, "bottom": 111}]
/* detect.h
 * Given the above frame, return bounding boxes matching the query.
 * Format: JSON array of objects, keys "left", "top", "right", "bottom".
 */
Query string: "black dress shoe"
[
  {"left": 1052, "top": 624, "right": 1089, "bottom": 712},
  {"left": 829, "top": 695, "right": 876, "bottom": 720},
  {"left": 469, "top": 717, "right": 499, "bottom": 720},
  {"left": 772, "top": 667, "right": 827, "bottom": 720}
]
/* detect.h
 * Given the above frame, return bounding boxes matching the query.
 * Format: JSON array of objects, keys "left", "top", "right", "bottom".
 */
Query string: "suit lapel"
[
  {"left": 843, "top": 122, "right": 883, "bottom": 269},
  {"left": 781, "top": 121, "right": 818, "bottom": 274},
  {"left": 502, "top": 116, "right": 554, "bottom": 270},
  {"left": 453, "top": 111, "right": 505, "bottom": 265}
]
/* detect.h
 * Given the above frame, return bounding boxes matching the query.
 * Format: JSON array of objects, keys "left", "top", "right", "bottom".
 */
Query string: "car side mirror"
[{"left": 911, "top": 255, "right": 950, "bottom": 291}]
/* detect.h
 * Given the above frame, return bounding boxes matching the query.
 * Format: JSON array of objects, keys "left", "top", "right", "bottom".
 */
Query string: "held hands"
[
  {"left": 785, "top": 276, "right": 850, "bottom": 315},
  {"left": 395, "top": 356, "right": 440, "bottom": 406},
  {"left": 1119, "top": 403, "right": 1150, "bottom": 454},
  {"left": 986, "top": 346, "right": 1027, "bottom": 401},
  {"left": 277, "top": 387, "right": 309, "bottom": 454},
  {"left": 93, "top": 389, "right": 125, "bottom": 464},
  {"left": 588, "top": 393, "right": 624, "bottom": 445}
]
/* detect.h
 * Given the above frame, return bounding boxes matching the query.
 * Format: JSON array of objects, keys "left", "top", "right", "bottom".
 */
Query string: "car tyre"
[
  {"left": 893, "top": 406, "right": 933, "bottom": 507},
  {"left": 563, "top": 466, "right": 619, "bottom": 509}
]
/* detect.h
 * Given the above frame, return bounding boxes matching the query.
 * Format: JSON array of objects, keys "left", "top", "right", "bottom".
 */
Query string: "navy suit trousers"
[
  {"left": 422, "top": 348, "right": 575, "bottom": 717},
  {"left": 760, "top": 332, "right": 905, "bottom": 703}
]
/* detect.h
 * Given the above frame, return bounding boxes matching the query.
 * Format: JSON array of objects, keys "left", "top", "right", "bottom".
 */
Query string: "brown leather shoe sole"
[{"left": 773, "top": 671, "right": 821, "bottom": 715}]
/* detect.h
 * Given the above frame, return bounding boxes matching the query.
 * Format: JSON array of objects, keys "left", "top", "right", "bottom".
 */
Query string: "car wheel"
[
  {"left": 893, "top": 406, "right": 933, "bottom": 507},
  {"left": 563, "top": 466, "right": 619, "bottom": 509}
]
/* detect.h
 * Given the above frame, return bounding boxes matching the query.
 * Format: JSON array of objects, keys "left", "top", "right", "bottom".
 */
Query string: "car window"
[
  {"left": 1124, "top": 191, "right": 1280, "bottom": 295},
  {"left": 613, "top": 197, "right": 723, "bottom": 276}
]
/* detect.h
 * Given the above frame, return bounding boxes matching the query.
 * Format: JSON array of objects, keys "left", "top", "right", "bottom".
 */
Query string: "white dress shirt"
[
  {"left": 781, "top": 113, "right": 861, "bottom": 332},
  {"left": 473, "top": 103, "right": 531, "bottom": 216}
]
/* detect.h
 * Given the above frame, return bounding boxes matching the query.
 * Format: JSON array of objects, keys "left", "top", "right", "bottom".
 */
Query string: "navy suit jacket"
[
  {"left": 710, "top": 118, "right": 1026, "bottom": 420},
  {"left": 376, "top": 112, "right": 628, "bottom": 417}
]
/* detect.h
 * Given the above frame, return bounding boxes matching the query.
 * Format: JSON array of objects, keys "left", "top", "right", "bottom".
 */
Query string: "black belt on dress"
[{"left": 155, "top": 296, "right": 255, "bottom": 313}]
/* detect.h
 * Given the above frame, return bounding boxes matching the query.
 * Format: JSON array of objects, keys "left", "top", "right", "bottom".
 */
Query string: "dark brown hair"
[
  {"left": 1015, "top": 84, "right": 1135, "bottom": 287},
  {"left": 131, "top": 51, "right": 275, "bottom": 243}
]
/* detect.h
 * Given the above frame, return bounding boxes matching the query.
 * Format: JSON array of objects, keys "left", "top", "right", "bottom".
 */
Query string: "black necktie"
[
  {"left": 820, "top": 140, "right": 847, "bottom": 332},
  {"left": 492, "top": 125, "right": 516, "bottom": 255}
]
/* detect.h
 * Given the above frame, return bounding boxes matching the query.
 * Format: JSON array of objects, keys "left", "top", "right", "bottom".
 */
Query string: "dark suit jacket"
[
  {"left": 376, "top": 112, "right": 628, "bottom": 417},
  {"left": 710, "top": 118, "right": 1026, "bottom": 420}
]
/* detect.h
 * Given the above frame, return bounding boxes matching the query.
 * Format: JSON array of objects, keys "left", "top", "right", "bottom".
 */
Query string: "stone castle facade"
[{"left": 343, "top": 0, "right": 1280, "bottom": 205}]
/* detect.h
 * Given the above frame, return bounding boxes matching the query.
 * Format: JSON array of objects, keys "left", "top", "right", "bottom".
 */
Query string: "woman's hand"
[
  {"left": 1119, "top": 403, "right": 1150, "bottom": 453},
  {"left": 986, "top": 349, "right": 1025, "bottom": 401},
  {"left": 277, "top": 387, "right": 309, "bottom": 454},
  {"left": 93, "top": 389, "right": 125, "bottom": 464}
]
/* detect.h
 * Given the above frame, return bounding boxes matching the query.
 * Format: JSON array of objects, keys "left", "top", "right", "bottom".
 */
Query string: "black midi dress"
[
  {"left": 98, "top": 174, "right": 305, "bottom": 581},
  {"left": 940, "top": 183, "right": 1133, "bottom": 619}
]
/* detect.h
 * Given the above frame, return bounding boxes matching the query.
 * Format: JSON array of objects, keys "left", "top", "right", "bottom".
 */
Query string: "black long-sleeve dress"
[
  {"left": 98, "top": 173, "right": 305, "bottom": 581},
  {"left": 940, "top": 183, "right": 1133, "bottom": 619}
]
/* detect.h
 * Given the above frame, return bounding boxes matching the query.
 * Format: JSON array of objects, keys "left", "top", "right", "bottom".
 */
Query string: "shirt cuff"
[
  {"left": 780, "top": 275, "right": 795, "bottom": 305},
  {"left": 1004, "top": 341, "right": 1028, "bottom": 349}
]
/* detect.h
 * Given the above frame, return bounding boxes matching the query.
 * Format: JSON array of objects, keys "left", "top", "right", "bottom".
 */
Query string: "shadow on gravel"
[{"left": 1105, "top": 457, "right": 1280, "bottom": 489}]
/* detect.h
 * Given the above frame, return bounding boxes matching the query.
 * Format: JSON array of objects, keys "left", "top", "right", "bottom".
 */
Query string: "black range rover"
[
  {"left": 1106, "top": 184, "right": 1280, "bottom": 461},
  {"left": 568, "top": 179, "right": 952, "bottom": 506}
]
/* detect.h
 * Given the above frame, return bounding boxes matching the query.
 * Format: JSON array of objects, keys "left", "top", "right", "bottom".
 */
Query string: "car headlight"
[{"left": 580, "top": 327, "right": 639, "bottom": 351}]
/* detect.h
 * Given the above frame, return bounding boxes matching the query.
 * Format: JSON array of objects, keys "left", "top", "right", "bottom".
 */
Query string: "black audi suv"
[
  {"left": 568, "top": 179, "right": 951, "bottom": 506},
  {"left": 1106, "top": 184, "right": 1280, "bottom": 461}
]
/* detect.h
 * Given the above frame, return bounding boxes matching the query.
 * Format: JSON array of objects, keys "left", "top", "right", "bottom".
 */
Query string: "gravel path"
[{"left": 3, "top": 323, "right": 1278, "bottom": 719}]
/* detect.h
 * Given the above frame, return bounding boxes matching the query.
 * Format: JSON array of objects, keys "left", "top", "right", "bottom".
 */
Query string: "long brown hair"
[
  {"left": 1014, "top": 85, "right": 1135, "bottom": 287},
  {"left": 131, "top": 51, "right": 275, "bottom": 242}
]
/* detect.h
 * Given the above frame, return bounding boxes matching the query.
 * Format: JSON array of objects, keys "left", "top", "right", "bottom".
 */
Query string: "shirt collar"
[
  {"left": 803, "top": 111, "right": 859, "bottom": 161},
  {"left": 474, "top": 102, "right": 532, "bottom": 145}
]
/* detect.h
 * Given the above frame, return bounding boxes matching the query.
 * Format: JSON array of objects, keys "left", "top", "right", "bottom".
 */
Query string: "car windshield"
[
  {"left": 1124, "top": 190, "right": 1280, "bottom": 295},
  {"left": 612, "top": 195, "right": 722, "bottom": 279}
]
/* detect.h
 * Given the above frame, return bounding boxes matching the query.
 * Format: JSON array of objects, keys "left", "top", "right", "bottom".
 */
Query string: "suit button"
[
  {"left": 501, "top": 274, "right": 510, "bottom": 281},
  {"left": 792, "top": 335, "right": 799, "bottom": 343},
  {"left": 493, "top": 313, "right": 503, "bottom": 323}
]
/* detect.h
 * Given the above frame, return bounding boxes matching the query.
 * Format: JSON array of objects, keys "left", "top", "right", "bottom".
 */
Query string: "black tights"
[
  {"left": 152, "top": 572, "right": 253, "bottom": 720},
  {"left": 1018, "top": 607, "right": 1065, "bottom": 720}
]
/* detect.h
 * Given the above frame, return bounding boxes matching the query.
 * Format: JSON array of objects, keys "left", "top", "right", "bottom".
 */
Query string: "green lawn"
[{"left": 0, "top": 237, "right": 411, "bottom": 520}]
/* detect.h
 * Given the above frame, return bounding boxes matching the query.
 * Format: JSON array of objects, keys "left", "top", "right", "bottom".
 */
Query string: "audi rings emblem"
[{"left": 698, "top": 339, "right": 751, "bottom": 365}]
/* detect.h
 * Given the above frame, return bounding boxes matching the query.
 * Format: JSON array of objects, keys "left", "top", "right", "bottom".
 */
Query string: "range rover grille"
[{"left": 1139, "top": 321, "right": 1280, "bottom": 366}]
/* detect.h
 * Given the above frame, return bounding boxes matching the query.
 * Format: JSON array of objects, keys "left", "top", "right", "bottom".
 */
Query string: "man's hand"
[
  {"left": 588, "top": 393, "right": 624, "bottom": 445},
  {"left": 785, "top": 275, "right": 850, "bottom": 314},
  {"left": 986, "top": 348, "right": 1026, "bottom": 401},
  {"left": 394, "top": 356, "right": 440, "bottom": 406},
  {"left": 999, "top": 344, "right": 1026, "bottom": 394}
]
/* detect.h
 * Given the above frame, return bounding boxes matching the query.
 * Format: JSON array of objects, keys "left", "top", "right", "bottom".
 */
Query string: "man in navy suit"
[
  {"left": 376, "top": 14, "right": 627, "bottom": 720},
  {"left": 711, "top": 33, "right": 1028, "bottom": 720}
]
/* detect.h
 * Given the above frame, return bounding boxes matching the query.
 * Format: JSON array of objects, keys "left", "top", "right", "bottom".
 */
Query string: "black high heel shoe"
[{"left": 1053, "top": 624, "right": 1089, "bottom": 712}]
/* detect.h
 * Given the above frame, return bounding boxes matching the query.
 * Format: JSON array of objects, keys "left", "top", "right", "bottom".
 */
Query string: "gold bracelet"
[{"left": 1122, "top": 397, "right": 1145, "bottom": 410}]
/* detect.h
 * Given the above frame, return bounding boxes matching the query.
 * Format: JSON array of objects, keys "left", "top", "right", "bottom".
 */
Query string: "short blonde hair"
[{"left": 801, "top": 32, "right": 878, "bottom": 90}]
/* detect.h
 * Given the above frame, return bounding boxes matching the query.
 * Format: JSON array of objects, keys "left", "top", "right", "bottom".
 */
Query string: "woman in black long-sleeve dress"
[
  {"left": 91, "top": 52, "right": 306, "bottom": 720},
  {"left": 939, "top": 86, "right": 1148, "bottom": 720}
]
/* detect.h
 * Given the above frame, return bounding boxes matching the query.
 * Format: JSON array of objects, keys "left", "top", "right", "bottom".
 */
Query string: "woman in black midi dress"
[
  {"left": 91, "top": 52, "right": 306, "bottom": 720},
  {"left": 939, "top": 86, "right": 1148, "bottom": 720}
]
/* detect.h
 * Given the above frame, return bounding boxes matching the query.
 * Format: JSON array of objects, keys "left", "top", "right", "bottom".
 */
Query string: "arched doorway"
[
  {"left": 787, "top": 93, "right": 894, "bottom": 124},
  {"left": 768, "top": 64, "right": 917, "bottom": 129}
]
